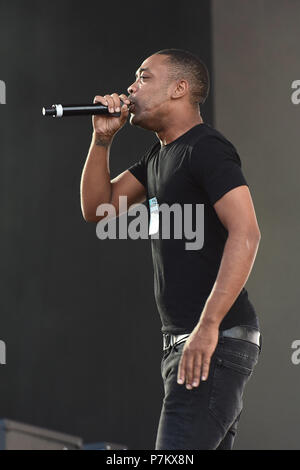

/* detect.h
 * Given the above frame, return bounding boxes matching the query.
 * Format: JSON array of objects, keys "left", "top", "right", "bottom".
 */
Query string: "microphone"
[{"left": 42, "top": 100, "right": 126, "bottom": 118}]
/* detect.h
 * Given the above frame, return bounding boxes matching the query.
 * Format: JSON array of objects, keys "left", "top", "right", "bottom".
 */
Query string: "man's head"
[{"left": 127, "top": 49, "right": 209, "bottom": 130}]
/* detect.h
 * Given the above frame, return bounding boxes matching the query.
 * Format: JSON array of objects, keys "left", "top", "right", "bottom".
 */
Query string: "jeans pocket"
[
  {"left": 221, "top": 358, "right": 253, "bottom": 375},
  {"left": 208, "top": 356, "right": 253, "bottom": 432}
]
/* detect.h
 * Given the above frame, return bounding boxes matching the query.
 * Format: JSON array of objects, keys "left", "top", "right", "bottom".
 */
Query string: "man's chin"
[
  {"left": 129, "top": 112, "right": 143, "bottom": 128},
  {"left": 129, "top": 112, "right": 152, "bottom": 130}
]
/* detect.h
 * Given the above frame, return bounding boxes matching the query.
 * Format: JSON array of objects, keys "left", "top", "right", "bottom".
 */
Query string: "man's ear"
[{"left": 171, "top": 79, "right": 189, "bottom": 100}]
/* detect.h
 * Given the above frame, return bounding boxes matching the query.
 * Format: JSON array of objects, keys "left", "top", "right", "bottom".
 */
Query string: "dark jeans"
[{"left": 155, "top": 332, "right": 261, "bottom": 450}]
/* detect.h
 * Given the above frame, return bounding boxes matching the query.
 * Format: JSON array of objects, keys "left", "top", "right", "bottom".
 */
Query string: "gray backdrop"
[
  {"left": 0, "top": 0, "right": 212, "bottom": 449},
  {"left": 212, "top": 0, "right": 300, "bottom": 450}
]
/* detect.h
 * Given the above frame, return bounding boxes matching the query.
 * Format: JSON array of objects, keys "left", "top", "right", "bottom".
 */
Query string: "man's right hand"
[{"left": 92, "top": 93, "right": 131, "bottom": 144}]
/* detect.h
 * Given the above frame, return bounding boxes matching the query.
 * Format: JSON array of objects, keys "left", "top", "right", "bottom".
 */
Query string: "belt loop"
[
  {"left": 163, "top": 334, "right": 171, "bottom": 350},
  {"left": 259, "top": 333, "right": 263, "bottom": 354}
]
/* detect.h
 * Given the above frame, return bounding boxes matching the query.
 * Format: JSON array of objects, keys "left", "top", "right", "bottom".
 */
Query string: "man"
[{"left": 80, "top": 49, "right": 262, "bottom": 450}]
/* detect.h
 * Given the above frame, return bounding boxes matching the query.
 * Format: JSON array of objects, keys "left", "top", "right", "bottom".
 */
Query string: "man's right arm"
[{"left": 80, "top": 93, "right": 146, "bottom": 222}]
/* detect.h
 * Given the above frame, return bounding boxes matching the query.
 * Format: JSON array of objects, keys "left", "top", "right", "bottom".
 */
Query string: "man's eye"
[{"left": 140, "top": 76, "right": 149, "bottom": 80}]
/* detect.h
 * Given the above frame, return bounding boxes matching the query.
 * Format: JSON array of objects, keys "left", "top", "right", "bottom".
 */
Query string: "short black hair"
[{"left": 155, "top": 48, "right": 210, "bottom": 106}]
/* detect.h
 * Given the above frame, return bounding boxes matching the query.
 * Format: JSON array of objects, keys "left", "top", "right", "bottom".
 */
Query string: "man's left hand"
[{"left": 177, "top": 321, "right": 219, "bottom": 389}]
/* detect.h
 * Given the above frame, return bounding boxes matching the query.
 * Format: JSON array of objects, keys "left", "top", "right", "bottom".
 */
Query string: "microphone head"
[{"left": 42, "top": 106, "right": 57, "bottom": 117}]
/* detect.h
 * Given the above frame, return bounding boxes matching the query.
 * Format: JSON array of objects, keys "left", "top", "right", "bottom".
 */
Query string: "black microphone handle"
[{"left": 42, "top": 101, "right": 125, "bottom": 118}]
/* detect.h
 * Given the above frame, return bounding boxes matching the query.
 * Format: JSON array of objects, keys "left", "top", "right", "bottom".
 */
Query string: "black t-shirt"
[{"left": 128, "top": 123, "right": 259, "bottom": 334}]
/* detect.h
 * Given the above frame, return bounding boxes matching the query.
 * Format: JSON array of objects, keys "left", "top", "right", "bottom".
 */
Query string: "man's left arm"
[{"left": 177, "top": 185, "right": 261, "bottom": 389}]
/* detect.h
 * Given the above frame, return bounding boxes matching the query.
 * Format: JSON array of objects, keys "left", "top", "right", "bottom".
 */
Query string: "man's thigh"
[{"left": 155, "top": 336, "right": 260, "bottom": 450}]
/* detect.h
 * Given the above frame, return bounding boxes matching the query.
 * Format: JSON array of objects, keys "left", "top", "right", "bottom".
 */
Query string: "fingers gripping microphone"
[{"left": 42, "top": 100, "right": 125, "bottom": 118}]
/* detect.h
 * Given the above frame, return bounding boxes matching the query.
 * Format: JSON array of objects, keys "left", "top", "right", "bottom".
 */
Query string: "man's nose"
[{"left": 127, "top": 81, "right": 137, "bottom": 95}]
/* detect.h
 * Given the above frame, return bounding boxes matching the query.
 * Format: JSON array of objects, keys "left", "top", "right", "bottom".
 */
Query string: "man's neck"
[{"left": 156, "top": 114, "right": 204, "bottom": 147}]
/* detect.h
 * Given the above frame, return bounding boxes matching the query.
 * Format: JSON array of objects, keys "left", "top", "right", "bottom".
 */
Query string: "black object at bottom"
[{"left": 83, "top": 442, "right": 128, "bottom": 450}]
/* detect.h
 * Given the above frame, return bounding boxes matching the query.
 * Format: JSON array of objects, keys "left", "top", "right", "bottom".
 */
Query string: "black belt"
[
  {"left": 219, "top": 325, "right": 261, "bottom": 347},
  {"left": 163, "top": 325, "right": 261, "bottom": 351}
]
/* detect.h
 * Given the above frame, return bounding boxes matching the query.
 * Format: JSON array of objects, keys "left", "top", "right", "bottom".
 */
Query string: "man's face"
[{"left": 127, "top": 54, "right": 173, "bottom": 130}]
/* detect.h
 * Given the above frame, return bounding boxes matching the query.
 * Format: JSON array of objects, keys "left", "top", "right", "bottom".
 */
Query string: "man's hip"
[
  {"left": 162, "top": 325, "right": 262, "bottom": 351},
  {"left": 156, "top": 326, "right": 262, "bottom": 449}
]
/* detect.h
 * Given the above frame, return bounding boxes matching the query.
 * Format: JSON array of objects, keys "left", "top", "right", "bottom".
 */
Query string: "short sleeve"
[
  {"left": 189, "top": 135, "right": 248, "bottom": 205},
  {"left": 127, "top": 142, "right": 159, "bottom": 188},
  {"left": 128, "top": 155, "right": 147, "bottom": 188}
]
